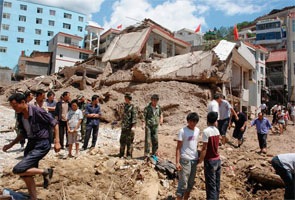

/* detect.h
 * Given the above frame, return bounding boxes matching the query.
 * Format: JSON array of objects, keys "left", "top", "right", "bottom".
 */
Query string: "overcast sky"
[{"left": 25, "top": 0, "right": 294, "bottom": 32}]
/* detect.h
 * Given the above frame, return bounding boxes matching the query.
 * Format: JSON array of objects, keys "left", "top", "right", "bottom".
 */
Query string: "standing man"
[
  {"left": 143, "top": 94, "right": 163, "bottom": 157},
  {"left": 34, "top": 89, "right": 48, "bottom": 112},
  {"left": 83, "top": 95, "right": 101, "bottom": 150},
  {"left": 271, "top": 153, "right": 295, "bottom": 200},
  {"left": 24, "top": 91, "right": 35, "bottom": 105},
  {"left": 119, "top": 93, "right": 137, "bottom": 159},
  {"left": 2, "top": 93, "right": 60, "bottom": 200},
  {"left": 46, "top": 91, "right": 56, "bottom": 119},
  {"left": 55, "top": 91, "right": 70, "bottom": 149},
  {"left": 208, "top": 93, "right": 221, "bottom": 117},
  {"left": 250, "top": 112, "right": 273, "bottom": 154},
  {"left": 77, "top": 95, "right": 87, "bottom": 142},
  {"left": 291, "top": 102, "right": 295, "bottom": 126},
  {"left": 218, "top": 95, "right": 238, "bottom": 146}
]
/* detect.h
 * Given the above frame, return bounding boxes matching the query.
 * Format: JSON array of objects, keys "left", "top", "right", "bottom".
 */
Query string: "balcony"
[{"left": 58, "top": 42, "right": 80, "bottom": 48}]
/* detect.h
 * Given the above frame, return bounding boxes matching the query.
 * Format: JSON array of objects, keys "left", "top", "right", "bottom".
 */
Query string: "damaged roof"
[{"left": 213, "top": 40, "right": 236, "bottom": 61}]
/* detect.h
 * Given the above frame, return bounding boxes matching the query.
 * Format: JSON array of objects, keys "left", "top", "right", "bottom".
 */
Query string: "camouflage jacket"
[
  {"left": 144, "top": 103, "right": 162, "bottom": 127},
  {"left": 121, "top": 103, "right": 137, "bottom": 129}
]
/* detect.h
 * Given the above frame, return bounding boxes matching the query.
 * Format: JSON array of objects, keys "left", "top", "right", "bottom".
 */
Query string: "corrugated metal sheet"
[{"left": 213, "top": 40, "right": 236, "bottom": 61}]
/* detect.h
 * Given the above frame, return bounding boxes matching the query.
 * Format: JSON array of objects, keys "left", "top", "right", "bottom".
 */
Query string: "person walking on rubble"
[
  {"left": 176, "top": 112, "right": 200, "bottom": 200},
  {"left": 250, "top": 112, "right": 273, "bottom": 154},
  {"left": 119, "top": 93, "right": 137, "bottom": 159},
  {"left": 2, "top": 93, "right": 61, "bottom": 200},
  {"left": 143, "top": 94, "right": 163, "bottom": 157}
]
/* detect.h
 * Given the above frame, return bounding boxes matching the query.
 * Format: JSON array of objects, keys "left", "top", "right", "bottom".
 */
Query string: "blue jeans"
[
  {"left": 176, "top": 158, "right": 198, "bottom": 197},
  {"left": 271, "top": 156, "right": 295, "bottom": 200},
  {"left": 204, "top": 159, "right": 221, "bottom": 200}
]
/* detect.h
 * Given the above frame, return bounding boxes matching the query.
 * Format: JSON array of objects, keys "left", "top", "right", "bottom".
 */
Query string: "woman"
[{"left": 277, "top": 110, "right": 285, "bottom": 135}]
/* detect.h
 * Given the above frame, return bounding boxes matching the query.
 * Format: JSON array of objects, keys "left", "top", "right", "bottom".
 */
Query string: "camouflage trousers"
[
  {"left": 144, "top": 125, "right": 158, "bottom": 155},
  {"left": 80, "top": 117, "right": 87, "bottom": 142},
  {"left": 120, "top": 128, "right": 135, "bottom": 157}
]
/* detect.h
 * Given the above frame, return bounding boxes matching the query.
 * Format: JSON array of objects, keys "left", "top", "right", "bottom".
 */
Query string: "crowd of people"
[{"left": 1, "top": 90, "right": 295, "bottom": 200}]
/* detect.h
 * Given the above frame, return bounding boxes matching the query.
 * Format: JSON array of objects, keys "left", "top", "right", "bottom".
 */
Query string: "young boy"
[
  {"left": 67, "top": 99, "right": 83, "bottom": 157},
  {"left": 198, "top": 112, "right": 221, "bottom": 200},
  {"left": 176, "top": 112, "right": 200, "bottom": 200}
]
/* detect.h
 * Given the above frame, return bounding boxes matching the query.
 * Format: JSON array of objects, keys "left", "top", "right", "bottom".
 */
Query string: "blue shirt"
[
  {"left": 85, "top": 103, "right": 101, "bottom": 126},
  {"left": 251, "top": 117, "right": 272, "bottom": 134},
  {"left": 17, "top": 105, "right": 58, "bottom": 140},
  {"left": 46, "top": 99, "right": 57, "bottom": 118}
]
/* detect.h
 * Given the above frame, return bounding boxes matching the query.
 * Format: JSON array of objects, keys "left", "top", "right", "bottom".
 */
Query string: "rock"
[
  {"left": 114, "top": 192, "right": 122, "bottom": 199},
  {"left": 160, "top": 179, "right": 169, "bottom": 189}
]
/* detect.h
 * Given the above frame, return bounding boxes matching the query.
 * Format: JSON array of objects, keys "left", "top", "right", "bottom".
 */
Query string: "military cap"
[{"left": 124, "top": 93, "right": 132, "bottom": 99}]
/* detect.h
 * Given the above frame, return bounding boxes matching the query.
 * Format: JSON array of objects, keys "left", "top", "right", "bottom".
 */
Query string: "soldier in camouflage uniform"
[
  {"left": 143, "top": 94, "right": 163, "bottom": 157},
  {"left": 77, "top": 95, "right": 87, "bottom": 142},
  {"left": 120, "top": 93, "right": 137, "bottom": 159}
]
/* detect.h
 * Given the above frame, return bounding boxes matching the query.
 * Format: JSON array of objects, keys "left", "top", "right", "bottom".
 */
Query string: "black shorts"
[
  {"left": 13, "top": 139, "right": 50, "bottom": 174},
  {"left": 233, "top": 127, "right": 246, "bottom": 141},
  {"left": 218, "top": 118, "right": 230, "bottom": 136}
]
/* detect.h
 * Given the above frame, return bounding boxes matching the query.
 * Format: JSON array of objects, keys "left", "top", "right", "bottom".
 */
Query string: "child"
[
  {"left": 67, "top": 99, "right": 83, "bottom": 157},
  {"left": 176, "top": 112, "right": 200, "bottom": 200},
  {"left": 250, "top": 112, "right": 273, "bottom": 153},
  {"left": 198, "top": 112, "right": 221, "bottom": 200}
]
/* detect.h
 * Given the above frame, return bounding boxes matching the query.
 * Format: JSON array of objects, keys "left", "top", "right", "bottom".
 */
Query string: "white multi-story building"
[{"left": 48, "top": 32, "right": 94, "bottom": 73}]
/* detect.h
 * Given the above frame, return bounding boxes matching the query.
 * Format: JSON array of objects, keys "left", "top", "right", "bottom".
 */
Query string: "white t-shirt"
[
  {"left": 219, "top": 100, "right": 232, "bottom": 120},
  {"left": 67, "top": 109, "right": 83, "bottom": 131},
  {"left": 260, "top": 103, "right": 266, "bottom": 110},
  {"left": 177, "top": 126, "right": 200, "bottom": 160},
  {"left": 208, "top": 100, "right": 219, "bottom": 119},
  {"left": 291, "top": 106, "right": 295, "bottom": 115}
]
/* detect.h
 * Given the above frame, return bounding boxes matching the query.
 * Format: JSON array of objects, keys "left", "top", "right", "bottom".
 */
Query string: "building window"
[
  {"left": 49, "top": 20, "right": 55, "bottom": 26},
  {"left": 50, "top": 10, "right": 56, "bottom": 16},
  {"left": 37, "top": 7, "right": 43, "bottom": 13},
  {"left": 60, "top": 54, "right": 63, "bottom": 58},
  {"left": 17, "top": 38, "right": 24, "bottom": 43},
  {"left": 260, "top": 66, "right": 264, "bottom": 75},
  {"left": 36, "top": 18, "right": 42, "bottom": 24},
  {"left": 64, "top": 13, "right": 72, "bottom": 19},
  {"left": 2, "top": 24, "right": 10, "bottom": 30},
  {"left": 18, "top": 26, "right": 25, "bottom": 32},
  {"left": 293, "top": 41, "right": 295, "bottom": 53},
  {"left": 19, "top": 15, "right": 26, "bottom": 22},
  {"left": 34, "top": 40, "right": 41, "bottom": 45},
  {"left": 46, "top": 41, "right": 49, "bottom": 46},
  {"left": 292, "top": 20, "right": 295, "bottom": 32},
  {"left": 64, "top": 37, "right": 71, "bottom": 44},
  {"left": 3, "top": 13, "right": 11, "bottom": 19},
  {"left": 4, "top": 1, "right": 12, "bottom": 8},
  {"left": 0, "top": 47, "right": 7, "bottom": 53},
  {"left": 78, "top": 26, "right": 83, "bottom": 32},
  {"left": 35, "top": 29, "right": 41, "bottom": 35},
  {"left": 260, "top": 53, "right": 264, "bottom": 61},
  {"left": 63, "top": 23, "right": 71, "bottom": 30},
  {"left": 48, "top": 31, "right": 54, "bottom": 36},
  {"left": 20, "top": 4, "right": 27, "bottom": 11},
  {"left": 79, "top": 53, "right": 89, "bottom": 60},
  {"left": 0, "top": 36, "right": 8, "bottom": 41},
  {"left": 79, "top": 16, "right": 84, "bottom": 22}
]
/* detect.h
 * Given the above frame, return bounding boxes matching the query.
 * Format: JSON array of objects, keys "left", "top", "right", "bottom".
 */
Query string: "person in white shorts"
[{"left": 67, "top": 99, "right": 83, "bottom": 157}]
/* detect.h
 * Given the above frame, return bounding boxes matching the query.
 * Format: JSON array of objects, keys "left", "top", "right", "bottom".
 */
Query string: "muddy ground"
[{"left": 0, "top": 103, "right": 294, "bottom": 200}]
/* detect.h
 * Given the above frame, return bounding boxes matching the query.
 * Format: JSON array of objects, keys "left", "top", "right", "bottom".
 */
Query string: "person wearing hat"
[
  {"left": 143, "top": 94, "right": 163, "bottom": 157},
  {"left": 119, "top": 93, "right": 137, "bottom": 159},
  {"left": 77, "top": 95, "right": 87, "bottom": 142}
]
